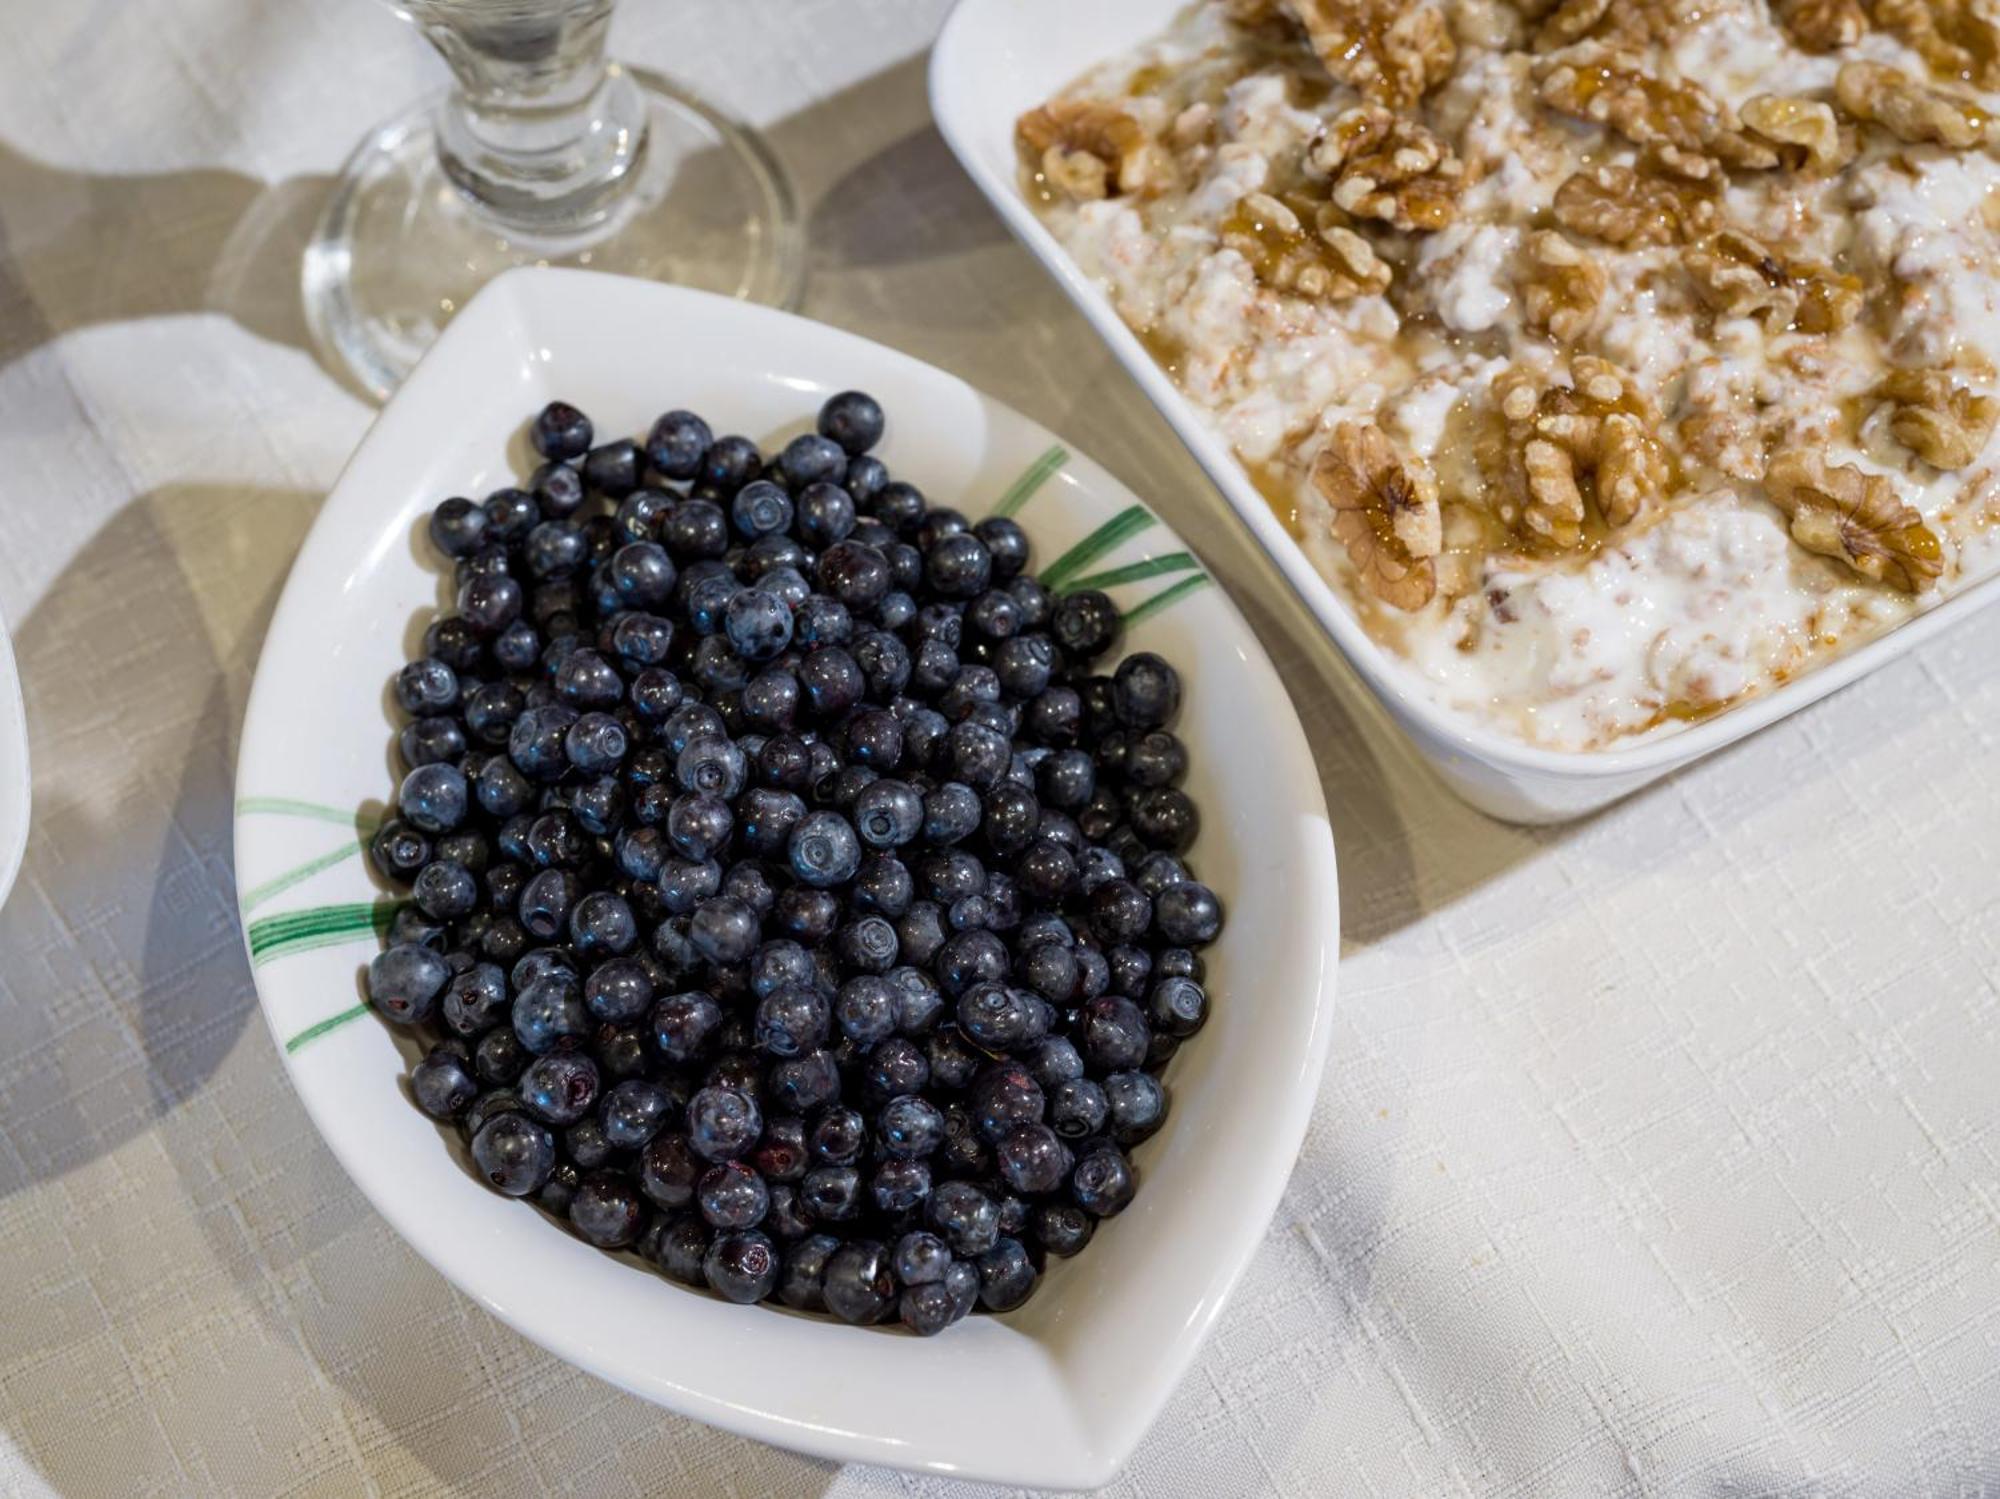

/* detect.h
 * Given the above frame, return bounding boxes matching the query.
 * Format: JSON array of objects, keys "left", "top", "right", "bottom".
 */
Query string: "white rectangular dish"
[{"left": 928, "top": 0, "right": 2000, "bottom": 823}]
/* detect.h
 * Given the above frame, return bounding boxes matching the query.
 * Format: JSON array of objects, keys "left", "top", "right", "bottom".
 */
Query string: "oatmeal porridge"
[{"left": 1017, "top": 0, "right": 2000, "bottom": 750}]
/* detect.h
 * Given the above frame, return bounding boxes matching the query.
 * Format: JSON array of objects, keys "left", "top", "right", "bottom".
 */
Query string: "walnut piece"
[
  {"left": 1017, "top": 101, "right": 1173, "bottom": 201},
  {"left": 1775, "top": 0, "right": 1868, "bottom": 52},
  {"left": 1834, "top": 62, "right": 1987, "bottom": 149},
  {"left": 1536, "top": 45, "right": 1778, "bottom": 169},
  {"left": 1220, "top": 191, "right": 1393, "bottom": 301},
  {"left": 1683, "top": 230, "right": 1863, "bottom": 335},
  {"left": 1551, "top": 161, "right": 1720, "bottom": 247},
  {"left": 1487, "top": 358, "right": 1669, "bottom": 543},
  {"left": 1877, "top": 368, "right": 2000, "bottom": 468},
  {"left": 1311, "top": 423, "right": 1441, "bottom": 610},
  {"left": 1534, "top": 0, "right": 1613, "bottom": 49},
  {"left": 1518, "top": 230, "right": 1606, "bottom": 342},
  {"left": 1282, "top": 0, "right": 1457, "bottom": 109},
  {"left": 1308, "top": 105, "right": 1466, "bottom": 233},
  {"left": 1764, "top": 451, "right": 1943, "bottom": 592},
  {"left": 1872, "top": 0, "right": 2000, "bottom": 91},
  {"left": 1739, "top": 95, "right": 1854, "bottom": 175}
]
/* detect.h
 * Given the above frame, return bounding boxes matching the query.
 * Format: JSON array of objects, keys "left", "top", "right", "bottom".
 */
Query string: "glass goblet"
[{"left": 303, "top": 0, "right": 804, "bottom": 400}]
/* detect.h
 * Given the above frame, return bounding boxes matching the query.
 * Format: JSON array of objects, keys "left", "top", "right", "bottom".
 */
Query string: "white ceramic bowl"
[
  {"left": 929, "top": 0, "right": 2000, "bottom": 823},
  {"left": 0, "top": 608, "right": 27, "bottom": 909},
  {"left": 233, "top": 268, "right": 1338, "bottom": 1488}
]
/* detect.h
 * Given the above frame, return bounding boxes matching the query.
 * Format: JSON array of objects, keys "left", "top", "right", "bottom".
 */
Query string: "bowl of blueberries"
[{"left": 234, "top": 267, "right": 1337, "bottom": 1489}]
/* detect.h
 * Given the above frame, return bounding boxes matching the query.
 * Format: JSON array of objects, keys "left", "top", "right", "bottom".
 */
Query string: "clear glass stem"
[{"left": 405, "top": 0, "right": 647, "bottom": 238}]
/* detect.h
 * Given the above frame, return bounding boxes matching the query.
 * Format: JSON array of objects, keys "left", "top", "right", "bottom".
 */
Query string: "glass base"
[{"left": 303, "top": 68, "right": 804, "bottom": 401}]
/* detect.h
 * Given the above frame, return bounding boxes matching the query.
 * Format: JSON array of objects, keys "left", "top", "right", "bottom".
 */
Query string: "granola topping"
[{"left": 1021, "top": 0, "right": 2000, "bottom": 749}]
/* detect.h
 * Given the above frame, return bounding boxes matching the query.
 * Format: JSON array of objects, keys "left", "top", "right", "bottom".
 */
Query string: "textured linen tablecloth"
[{"left": 4, "top": 2, "right": 1999, "bottom": 1495}]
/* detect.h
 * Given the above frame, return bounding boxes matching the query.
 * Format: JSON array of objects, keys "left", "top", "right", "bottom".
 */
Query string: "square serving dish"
[
  {"left": 929, "top": 0, "right": 2000, "bottom": 823},
  {"left": 233, "top": 268, "right": 1339, "bottom": 1488}
]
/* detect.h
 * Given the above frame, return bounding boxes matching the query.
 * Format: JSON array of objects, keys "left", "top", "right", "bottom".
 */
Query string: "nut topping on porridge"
[
  {"left": 1684, "top": 230, "right": 1864, "bottom": 334},
  {"left": 1281, "top": 0, "right": 1456, "bottom": 109},
  {"left": 1834, "top": 62, "right": 1987, "bottom": 148},
  {"left": 1765, "top": 451, "right": 1943, "bottom": 592},
  {"left": 1021, "top": 0, "right": 2000, "bottom": 747},
  {"left": 1774, "top": 0, "right": 1868, "bottom": 54},
  {"left": 1311, "top": 423, "right": 1441, "bottom": 609},
  {"left": 1220, "top": 191, "right": 1393, "bottom": 299},
  {"left": 1308, "top": 105, "right": 1466, "bottom": 231},
  {"left": 1535, "top": 45, "right": 1778, "bottom": 169},
  {"left": 1518, "top": 230, "right": 1606, "bottom": 343},
  {"left": 1739, "top": 94, "right": 1854, "bottom": 175},
  {"left": 1877, "top": 368, "right": 2000, "bottom": 469},
  {"left": 1551, "top": 159, "right": 1720, "bottom": 247},
  {"left": 1017, "top": 100, "right": 1173, "bottom": 202},
  {"left": 1872, "top": 0, "right": 2000, "bottom": 91}
]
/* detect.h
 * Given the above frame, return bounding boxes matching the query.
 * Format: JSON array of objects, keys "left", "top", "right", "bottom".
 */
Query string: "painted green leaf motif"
[
  {"left": 990, "top": 444, "right": 1068, "bottom": 518},
  {"left": 285, "top": 1004, "right": 371, "bottom": 1053},
  {"left": 1039, "top": 506, "right": 1157, "bottom": 591},
  {"left": 248, "top": 901, "right": 402, "bottom": 966}
]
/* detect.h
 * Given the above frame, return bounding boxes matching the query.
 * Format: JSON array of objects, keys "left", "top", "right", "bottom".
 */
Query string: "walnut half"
[
  {"left": 1489, "top": 358, "right": 1669, "bottom": 543},
  {"left": 1220, "top": 192, "right": 1394, "bottom": 301},
  {"left": 1311, "top": 423, "right": 1441, "bottom": 610},
  {"left": 1282, "top": 0, "right": 1457, "bottom": 109},
  {"left": 1683, "top": 230, "right": 1863, "bottom": 335},
  {"left": 1775, "top": 0, "right": 1868, "bottom": 53},
  {"left": 1872, "top": 0, "right": 2000, "bottom": 92},
  {"left": 1551, "top": 160, "right": 1719, "bottom": 248},
  {"left": 1877, "top": 368, "right": 2000, "bottom": 469},
  {"left": 1536, "top": 45, "right": 1777, "bottom": 169},
  {"left": 1834, "top": 62, "right": 1987, "bottom": 149},
  {"left": 1017, "top": 101, "right": 1173, "bottom": 201},
  {"left": 1518, "top": 230, "right": 1606, "bottom": 343},
  {"left": 1308, "top": 105, "right": 1466, "bottom": 233},
  {"left": 1764, "top": 451, "right": 1943, "bottom": 592},
  {"left": 1739, "top": 95, "right": 1854, "bottom": 176}
]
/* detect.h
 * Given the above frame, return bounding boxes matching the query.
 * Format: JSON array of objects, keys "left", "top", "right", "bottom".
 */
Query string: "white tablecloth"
[{"left": 4, "top": 2, "right": 1999, "bottom": 1494}]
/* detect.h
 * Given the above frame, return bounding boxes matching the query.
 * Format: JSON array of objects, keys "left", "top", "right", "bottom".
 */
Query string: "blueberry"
[
  {"left": 609, "top": 612, "right": 675, "bottom": 667},
  {"left": 795, "top": 483, "right": 857, "bottom": 548},
  {"left": 1104, "top": 1069, "right": 1168, "bottom": 1143},
  {"left": 1130, "top": 786, "right": 1199, "bottom": 853},
  {"left": 429, "top": 496, "right": 490, "bottom": 558},
  {"left": 977, "top": 1237, "right": 1038, "bottom": 1312},
  {"left": 1051, "top": 589, "right": 1121, "bottom": 661},
  {"left": 1154, "top": 881, "right": 1223, "bottom": 947},
  {"left": 475, "top": 1027, "right": 530, "bottom": 1085},
  {"left": 927, "top": 1180, "right": 1001, "bottom": 1257},
  {"left": 892, "top": 1230, "right": 952, "bottom": 1286},
  {"left": 698, "top": 1160, "right": 770, "bottom": 1230},
  {"left": 797, "top": 647, "right": 865, "bottom": 719},
  {"left": 730, "top": 478, "right": 793, "bottom": 540},
  {"left": 768, "top": 1048, "right": 843, "bottom": 1115},
  {"left": 597, "top": 1078, "right": 672, "bottom": 1150},
  {"left": 922, "top": 782, "right": 982, "bottom": 846},
  {"left": 801, "top": 1164, "right": 862, "bottom": 1222},
  {"left": 1080, "top": 995, "right": 1151, "bottom": 1072},
  {"left": 398, "top": 762, "right": 468, "bottom": 834},
  {"left": 1088, "top": 879, "right": 1153, "bottom": 944},
  {"left": 459, "top": 573, "right": 526, "bottom": 638},
  {"left": 492, "top": 619, "right": 542, "bottom": 673},
  {"left": 531, "top": 460, "right": 585, "bottom": 518},
  {"left": 1050, "top": 1077, "right": 1109, "bottom": 1139},
  {"left": 897, "top": 1280, "right": 960, "bottom": 1336},
  {"left": 705, "top": 1229, "right": 780, "bottom": 1303},
  {"left": 563, "top": 711, "right": 628, "bottom": 774},
  {"left": 823, "top": 1240, "right": 897, "bottom": 1324},
  {"left": 809, "top": 1105, "right": 867, "bottom": 1166},
  {"left": 396, "top": 657, "right": 461, "bottom": 718},
  {"left": 471, "top": 1112, "right": 555, "bottom": 1196},
  {"left": 852, "top": 855, "right": 914, "bottom": 919},
  {"left": 369, "top": 943, "right": 450, "bottom": 1024},
  {"left": 609, "top": 541, "right": 677, "bottom": 611},
  {"left": 413, "top": 859, "right": 478, "bottom": 921},
  {"left": 582, "top": 439, "right": 641, "bottom": 498},
  {"left": 512, "top": 975, "right": 590, "bottom": 1054},
  {"left": 539, "top": 1161, "right": 582, "bottom": 1217},
  {"left": 870, "top": 1093, "right": 943, "bottom": 1160},
  {"left": 1035, "top": 1201, "right": 1094, "bottom": 1257},
  {"left": 667, "top": 792, "right": 733, "bottom": 861},
  {"left": 863, "top": 1037, "right": 930, "bottom": 1102},
  {"left": 786, "top": 810, "right": 861, "bottom": 888},
  {"left": 646, "top": 409, "right": 713, "bottom": 479},
  {"left": 657, "top": 1214, "right": 712, "bottom": 1284},
  {"left": 442, "top": 962, "right": 510, "bottom": 1037},
  {"left": 639, "top": 1132, "right": 703, "bottom": 1209},
  {"left": 516, "top": 867, "right": 575, "bottom": 941},
  {"left": 370, "top": 820, "right": 432, "bottom": 886},
  {"left": 410, "top": 1044, "right": 478, "bottom": 1120},
  {"left": 1071, "top": 1146, "right": 1136, "bottom": 1217},
  {"left": 754, "top": 984, "right": 830, "bottom": 1058},
  {"left": 971, "top": 1062, "right": 1046, "bottom": 1142},
  {"left": 778, "top": 432, "right": 846, "bottom": 487},
  {"left": 779, "top": 1232, "right": 842, "bottom": 1310},
  {"left": 571, "top": 1170, "right": 645, "bottom": 1247},
  {"left": 521, "top": 1050, "right": 600, "bottom": 1126},
  {"left": 844, "top": 454, "right": 890, "bottom": 507},
  {"left": 508, "top": 705, "right": 578, "bottom": 782},
  {"left": 1147, "top": 974, "right": 1209, "bottom": 1037},
  {"left": 531, "top": 401, "right": 592, "bottom": 461},
  {"left": 871, "top": 1158, "right": 932, "bottom": 1215},
  {"left": 818, "top": 390, "right": 885, "bottom": 454}
]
